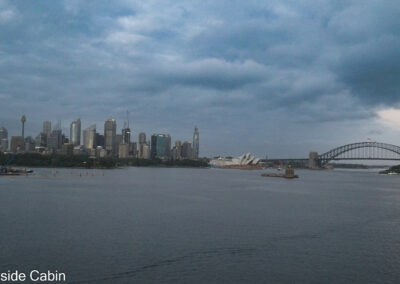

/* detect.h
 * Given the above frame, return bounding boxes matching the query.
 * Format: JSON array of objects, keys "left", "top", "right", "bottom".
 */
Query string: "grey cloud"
[{"left": 0, "top": 0, "right": 399, "bottom": 156}]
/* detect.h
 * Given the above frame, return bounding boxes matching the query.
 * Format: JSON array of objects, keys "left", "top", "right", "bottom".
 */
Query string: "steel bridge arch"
[{"left": 319, "top": 142, "right": 400, "bottom": 165}]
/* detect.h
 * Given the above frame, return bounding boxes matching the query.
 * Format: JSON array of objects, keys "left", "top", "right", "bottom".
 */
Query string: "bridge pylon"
[{"left": 308, "top": 152, "right": 320, "bottom": 169}]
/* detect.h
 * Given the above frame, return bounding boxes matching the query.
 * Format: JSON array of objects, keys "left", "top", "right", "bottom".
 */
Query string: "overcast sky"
[{"left": 0, "top": 0, "right": 399, "bottom": 157}]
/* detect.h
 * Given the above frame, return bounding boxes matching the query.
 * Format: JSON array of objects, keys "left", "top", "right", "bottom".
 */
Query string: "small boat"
[{"left": 0, "top": 167, "right": 34, "bottom": 176}]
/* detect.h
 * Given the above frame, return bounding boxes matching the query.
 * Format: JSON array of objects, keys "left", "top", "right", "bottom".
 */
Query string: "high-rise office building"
[
  {"left": 118, "top": 143, "right": 129, "bottom": 158},
  {"left": 0, "top": 127, "right": 8, "bottom": 152},
  {"left": 151, "top": 134, "right": 171, "bottom": 159},
  {"left": 0, "top": 139, "right": 8, "bottom": 152},
  {"left": 10, "top": 136, "right": 24, "bottom": 153},
  {"left": 70, "top": 119, "right": 81, "bottom": 146},
  {"left": 47, "top": 129, "right": 62, "bottom": 152},
  {"left": 130, "top": 142, "right": 137, "bottom": 157},
  {"left": 0, "top": 127, "right": 8, "bottom": 151},
  {"left": 181, "top": 141, "right": 193, "bottom": 159},
  {"left": 43, "top": 121, "right": 51, "bottom": 136},
  {"left": 139, "top": 132, "right": 146, "bottom": 144},
  {"left": 138, "top": 132, "right": 146, "bottom": 158},
  {"left": 95, "top": 133, "right": 104, "bottom": 148},
  {"left": 141, "top": 143, "right": 151, "bottom": 159},
  {"left": 115, "top": 134, "right": 123, "bottom": 157},
  {"left": 0, "top": 127, "right": 7, "bottom": 140},
  {"left": 171, "top": 140, "right": 182, "bottom": 160},
  {"left": 61, "top": 143, "right": 74, "bottom": 156},
  {"left": 24, "top": 136, "right": 35, "bottom": 152},
  {"left": 104, "top": 119, "right": 117, "bottom": 156},
  {"left": 35, "top": 133, "right": 47, "bottom": 147},
  {"left": 193, "top": 127, "right": 199, "bottom": 159},
  {"left": 122, "top": 127, "right": 131, "bottom": 144},
  {"left": 83, "top": 125, "right": 96, "bottom": 149}
]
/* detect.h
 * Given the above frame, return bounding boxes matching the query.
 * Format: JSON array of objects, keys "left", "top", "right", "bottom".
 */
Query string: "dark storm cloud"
[{"left": 0, "top": 0, "right": 398, "bottom": 155}]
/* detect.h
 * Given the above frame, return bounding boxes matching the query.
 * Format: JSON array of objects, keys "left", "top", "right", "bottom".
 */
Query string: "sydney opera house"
[{"left": 209, "top": 153, "right": 262, "bottom": 168}]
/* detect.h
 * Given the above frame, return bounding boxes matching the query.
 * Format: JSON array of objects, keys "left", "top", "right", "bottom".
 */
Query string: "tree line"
[{"left": 0, "top": 153, "right": 209, "bottom": 169}]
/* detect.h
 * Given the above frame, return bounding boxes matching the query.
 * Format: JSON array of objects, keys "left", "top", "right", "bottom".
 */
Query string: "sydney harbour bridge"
[{"left": 267, "top": 141, "right": 400, "bottom": 168}]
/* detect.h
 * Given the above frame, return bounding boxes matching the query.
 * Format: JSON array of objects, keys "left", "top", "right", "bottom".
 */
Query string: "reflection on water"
[{"left": 1, "top": 167, "right": 400, "bottom": 283}]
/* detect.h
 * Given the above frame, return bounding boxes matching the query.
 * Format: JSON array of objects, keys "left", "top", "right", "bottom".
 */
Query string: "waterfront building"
[
  {"left": 43, "top": 121, "right": 51, "bottom": 136},
  {"left": 47, "top": 130, "right": 62, "bottom": 152},
  {"left": 193, "top": 127, "right": 199, "bottom": 159},
  {"left": 209, "top": 153, "right": 261, "bottom": 167},
  {"left": 70, "top": 119, "right": 81, "bottom": 146},
  {"left": 181, "top": 141, "right": 193, "bottom": 159},
  {"left": 83, "top": 125, "right": 96, "bottom": 149},
  {"left": 151, "top": 134, "right": 171, "bottom": 159},
  {"left": 10, "top": 136, "right": 24, "bottom": 153},
  {"left": 104, "top": 119, "right": 117, "bottom": 156}
]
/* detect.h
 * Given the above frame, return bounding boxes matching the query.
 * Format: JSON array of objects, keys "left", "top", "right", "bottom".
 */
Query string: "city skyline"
[
  {"left": 0, "top": 116, "right": 200, "bottom": 152},
  {"left": 0, "top": 1, "right": 399, "bottom": 157},
  {"left": 0, "top": 115, "right": 201, "bottom": 160}
]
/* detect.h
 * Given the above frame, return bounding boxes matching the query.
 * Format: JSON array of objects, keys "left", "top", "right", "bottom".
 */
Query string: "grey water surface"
[{"left": 1, "top": 167, "right": 400, "bottom": 283}]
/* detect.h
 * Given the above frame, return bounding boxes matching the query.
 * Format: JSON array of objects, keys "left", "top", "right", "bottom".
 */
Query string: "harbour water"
[{"left": 1, "top": 167, "right": 400, "bottom": 283}]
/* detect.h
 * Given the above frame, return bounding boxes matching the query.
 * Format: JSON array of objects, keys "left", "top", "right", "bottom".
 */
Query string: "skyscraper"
[
  {"left": 83, "top": 125, "right": 96, "bottom": 149},
  {"left": 35, "top": 132, "right": 47, "bottom": 147},
  {"left": 95, "top": 133, "right": 104, "bottom": 148},
  {"left": 122, "top": 127, "right": 131, "bottom": 144},
  {"left": 0, "top": 127, "right": 7, "bottom": 140},
  {"left": 10, "top": 136, "right": 24, "bottom": 153},
  {"left": 171, "top": 140, "right": 182, "bottom": 160},
  {"left": 104, "top": 119, "right": 117, "bottom": 156},
  {"left": 47, "top": 129, "right": 62, "bottom": 152},
  {"left": 43, "top": 121, "right": 51, "bottom": 136},
  {"left": 193, "top": 127, "right": 199, "bottom": 159},
  {"left": 181, "top": 141, "right": 193, "bottom": 159},
  {"left": 141, "top": 143, "right": 151, "bottom": 159},
  {"left": 70, "top": 119, "right": 81, "bottom": 146},
  {"left": 0, "top": 127, "right": 8, "bottom": 152},
  {"left": 139, "top": 132, "right": 146, "bottom": 144},
  {"left": 151, "top": 134, "right": 171, "bottom": 159},
  {"left": 138, "top": 132, "right": 146, "bottom": 158}
]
